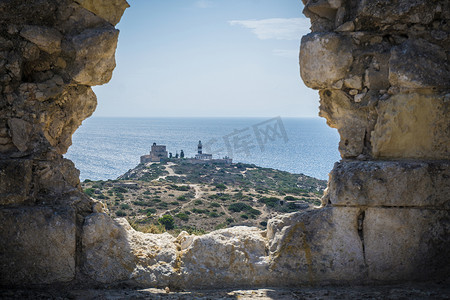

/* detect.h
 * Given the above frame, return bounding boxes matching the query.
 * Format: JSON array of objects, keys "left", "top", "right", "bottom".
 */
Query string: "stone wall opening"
[{"left": 0, "top": 0, "right": 449, "bottom": 289}]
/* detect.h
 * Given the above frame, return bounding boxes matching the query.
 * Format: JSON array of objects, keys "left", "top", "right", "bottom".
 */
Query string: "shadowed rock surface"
[{"left": 0, "top": 0, "right": 448, "bottom": 294}]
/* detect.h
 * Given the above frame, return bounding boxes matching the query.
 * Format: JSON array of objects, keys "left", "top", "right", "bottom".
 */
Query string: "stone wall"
[
  {"left": 299, "top": 0, "right": 450, "bottom": 282},
  {"left": 0, "top": 0, "right": 129, "bottom": 285},
  {"left": 0, "top": 0, "right": 448, "bottom": 289}
]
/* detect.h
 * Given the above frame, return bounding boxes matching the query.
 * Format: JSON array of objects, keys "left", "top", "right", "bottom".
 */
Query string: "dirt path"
[
  {"left": 153, "top": 162, "right": 186, "bottom": 182},
  {"left": 220, "top": 204, "right": 232, "bottom": 217},
  {"left": 158, "top": 184, "right": 202, "bottom": 217}
]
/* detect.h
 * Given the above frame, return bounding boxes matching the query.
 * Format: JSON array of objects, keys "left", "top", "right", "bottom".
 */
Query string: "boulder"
[
  {"left": 300, "top": 32, "right": 353, "bottom": 90},
  {"left": 68, "top": 27, "right": 120, "bottom": 86},
  {"left": 74, "top": 0, "right": 130, "bottom": 26},
  {"left": 0, "top": 207, "right": 76, "bottom": 285}
]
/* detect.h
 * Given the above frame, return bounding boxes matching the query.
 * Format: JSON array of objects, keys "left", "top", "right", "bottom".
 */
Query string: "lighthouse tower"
[{"left": 198, "top": 140, "right": 202, "bottom": 154}]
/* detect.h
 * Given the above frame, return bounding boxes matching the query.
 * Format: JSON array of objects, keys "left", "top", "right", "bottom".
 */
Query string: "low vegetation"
[{"left": 82, "top": 160, "right": 326, "bottom": 234}]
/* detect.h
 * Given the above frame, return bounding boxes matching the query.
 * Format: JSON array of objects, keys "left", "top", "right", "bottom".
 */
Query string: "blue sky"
[{"left": 93, "top": 0, "right": 317, "bottom": 117}]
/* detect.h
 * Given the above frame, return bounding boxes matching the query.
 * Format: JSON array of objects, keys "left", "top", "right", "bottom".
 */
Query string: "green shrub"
[
  {"left": 116, "top": 210, "right": 126, "bottom": 217},
  {"left": 177, "top": 196, "right": 187, "bottom": 201},
  {"left": 240, "top": 214, "right": 248, "bottom": 219},
  {"left": 145, "top": 208, "right": 156, "bottom": 215},
  {"left": 284, "top": 195, "right": 297, "bottom": 200},
  {"left": 260, "top": 221, "right": 267, "bottom": 227},
  {"left": 133, "top": 200, "right": 150, "bottom": 206},
  {"left": 83, "top": 188, "right": 95, "bottom": 197},
  {"left": 120, "top": 203, "right": 130, "bottom": 210},
  {"left": 215, "top": 183, "right": 227, "bottom": 190},
  {"left": 170, "top": 184, "right": 190, "bottom": 191},
  {"left": 210, "top": 202, "right": 220, "bottom": 208},
  {"left": 209, "top": 212, "right": 219, "bottom": 218},
  {"left": 158, "top": 215, "right": 175, "bottom": 230},
  {"left": 191, "top": 208, "right": 208, "bottom": 214},
  {"left": 194, "top": 200, "right": 203, "bottom": 205},
  {"left": 228, "top": 202, "right": 252, "bottom": 212},
  {"left": 259, "top": 197, "right": 279, "bottom": 207},
  {"left": 175, "top": 213, "right": 189, "bottom": 221},
  {"left": 157, "top": 202, "right": 168, "bottom": 208},
  {"left": 113, "top": 186, "right": 128, "bottom": 193}
]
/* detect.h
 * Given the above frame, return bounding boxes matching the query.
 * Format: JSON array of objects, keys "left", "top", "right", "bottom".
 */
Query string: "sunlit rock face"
[
  {"left": 1, "top": 0, "right": 449, "bottom": 289},
  {"left": 300, "top": 0, "right": 450, "bottom": 282},
  {"left": 0, "top": 0, "right": 129, "bottom": 285}
]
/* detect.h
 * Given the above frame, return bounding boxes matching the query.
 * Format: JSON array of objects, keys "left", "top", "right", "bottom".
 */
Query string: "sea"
[{"left": 64, "top": 117, "right": 340, "bottom": 181}]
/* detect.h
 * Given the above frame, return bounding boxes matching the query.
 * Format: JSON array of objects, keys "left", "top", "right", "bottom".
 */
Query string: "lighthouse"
[
  {"left": 195, "top": 140, "right": 212, "bottom": 160},
  {"left": 198, "top": 140, "right": 202, "bottom": 154}
]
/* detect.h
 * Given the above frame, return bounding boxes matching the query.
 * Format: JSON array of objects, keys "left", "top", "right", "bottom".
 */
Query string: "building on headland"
[
  {"left": 195, "top": 140, "right": 213, "bottom": 160},
  {"left": 140, "top": 142, "right": 168, "bottom": 163},
  {"left": 140, "top": 140, "right": 231, "bottom": 164},
  {"left": 188, "top": 140, "right": 232, "bottom": 164}
]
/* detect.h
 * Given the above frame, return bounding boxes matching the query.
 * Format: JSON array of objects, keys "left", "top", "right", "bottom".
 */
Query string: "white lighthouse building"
[{"left": 195, "top": 140, "right": 212, "bottom": 160}]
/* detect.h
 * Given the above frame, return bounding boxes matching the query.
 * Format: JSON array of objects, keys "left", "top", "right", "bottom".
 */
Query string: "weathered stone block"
[
  {"left": 364, "top": 208, "right": 450, "bottom": 281},
  {"left": 82, "top": 214, "right": 177, "bottom": 286},
  {"left": 267, "top": 207, "right": 366, "bottom": 285},
  {"left": 300, "top": 33, "right": 353, "bottom": 90},
  {"left": 357, "top": 0, "right": 436, "bottom": 26},
  {"left": 329, "top": 160, "right": 450, "bottom": 209},
  {"left": 0, "top": 207, "right": 76, "bottom": 285},
  {"left": 68, "top": 27, "right": 119, "bottom": 86},
  {"left": 0, "top": 159, "right": 32, "bottom": 205},
  {"left": 179, "top": 226, "right": 268, "bottom": 288},
  {"left": 371, "top": 93, "right": 450, "bottom": 160},
  {"left": 74, "top": 0, "right": 129, "bottom": 26},
  {"left": 389, "top": 39, "right": 449, "bottom": 89},
  {"left": 20, "top": 25, "right": 62, "bottom": 55}
]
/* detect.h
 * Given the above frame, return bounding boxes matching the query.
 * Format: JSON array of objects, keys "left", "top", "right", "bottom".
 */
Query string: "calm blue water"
[{"left": 64, "top": 117, "right": 340, "bottom": 181}]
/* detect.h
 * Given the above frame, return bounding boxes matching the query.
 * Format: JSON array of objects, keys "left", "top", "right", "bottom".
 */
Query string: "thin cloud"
[
  {"left": 273, "top": 49, "right": 299, "bottom": 59},
  {"left": 195, "top": 0, "right": 213, "bottom": 8},
  {"left": 228, "top": 18, "right": 310, "bottom": 40}
]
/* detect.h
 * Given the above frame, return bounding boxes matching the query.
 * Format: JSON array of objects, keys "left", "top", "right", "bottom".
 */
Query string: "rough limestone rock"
[
  {"left": 1, "top": 0, "right": 449, "bottom": 290},
  {"left": 20, "top": 25, "right": 62, "bottom": 55},
  {"left": 299, "top": 0, "right": 450, "bottom": 285},
  {"left": 81, "top": 213, "right": 368, "bottom": 288},
  {"left": 0, "top": 160, "right": 32, "bottom": 205},
  {"left": 371, "top": 93, "right": 449, "bottom": 159},
  {"left": 0, "top": 207, "right": 76, "bottom": 285},
  {"left": 328, "top": 160, "right": 450, "bottom": 209},
  {"left": 364, "top": 208, "right": 450, "bottom": 281},
  {"left": 69, "top": 27, "right": 120, "bottom": 85},
  {"left": 389, "top": 39, "right": 449, "bottom": 89},
  {"left": 0, "top": 0, "right": 128, "bottom": 286},
  {"left": 300, "top": 33, "right": 353, "bottom": 90},
  {"left": 178, "top": 227, "right": 269, "bottom": 288},
  {"left": 318, "top": 89, "right": 377, "bottom": 158},
  {"left": 74, "top": 0, "right": 130, "bottom": 26},
  {"left": 82, "top": 214, "right": 177, "bottom": 286},
  {"left": 267, "top": 208, "right": 366, "bottom": 285}
]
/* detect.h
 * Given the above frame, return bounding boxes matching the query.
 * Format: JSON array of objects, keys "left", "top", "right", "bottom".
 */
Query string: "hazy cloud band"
[{"left": 229, "top": 18, "right": 310, "bottom": 40}]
